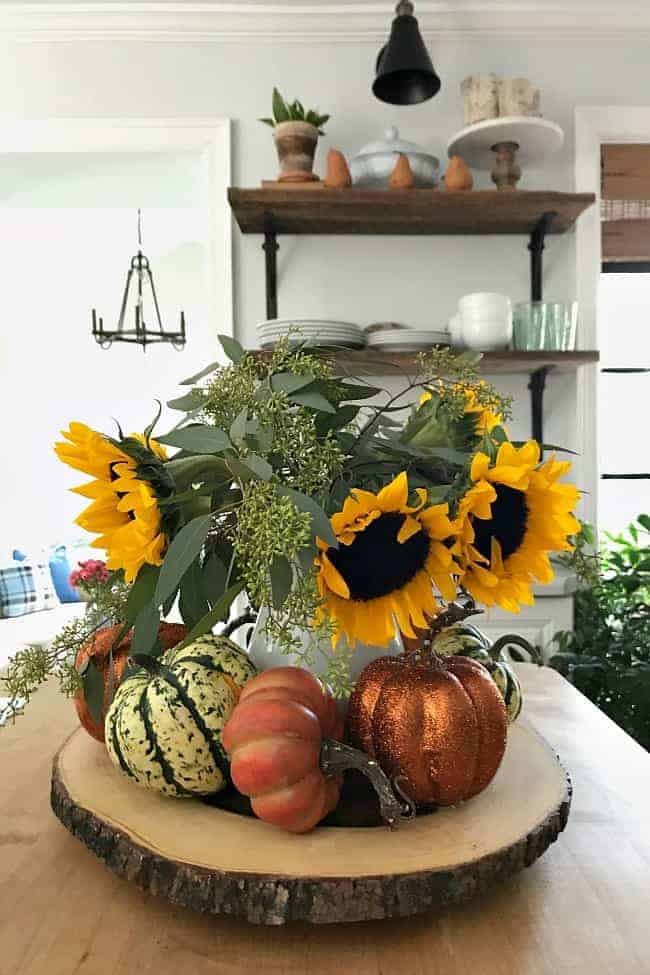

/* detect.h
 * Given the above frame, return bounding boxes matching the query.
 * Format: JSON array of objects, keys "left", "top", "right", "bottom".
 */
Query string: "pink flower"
[{"left": 70, "top": 559, "right": 109, "bottom": 588}]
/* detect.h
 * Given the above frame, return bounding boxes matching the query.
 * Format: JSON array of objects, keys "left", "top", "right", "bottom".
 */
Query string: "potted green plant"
[{"left": 260, "top": 87, "right": 330, "bottom": 182}]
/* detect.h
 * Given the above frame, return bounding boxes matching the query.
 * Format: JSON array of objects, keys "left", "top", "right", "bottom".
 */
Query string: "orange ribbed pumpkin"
[
  {"left": 74, "top": 622, "right": 187, "bottom": 742},
  {"left": 223, "top": 668, "right": 345, "bottom": 833},
  {"left": 347, "top": 653, "right": 507, "bottom": 806}
]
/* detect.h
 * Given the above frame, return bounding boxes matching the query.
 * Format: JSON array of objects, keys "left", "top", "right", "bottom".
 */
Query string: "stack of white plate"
[
  {"left": 366, "top": 329, "right": 450, "bottom": 352},
  {"left": 257, "top": 319, "right": 365, "bottom": 350}
]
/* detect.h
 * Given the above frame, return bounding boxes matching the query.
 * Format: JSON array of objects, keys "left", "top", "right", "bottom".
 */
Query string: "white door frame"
[
  {"left": 0, "top": 117, "right": 233, "bottom": 340},
  {"left": 575, "top": 105, "right": 650, "bottom": 528}
]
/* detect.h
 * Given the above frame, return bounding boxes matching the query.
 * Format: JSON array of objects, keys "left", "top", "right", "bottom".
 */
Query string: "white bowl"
[
  {"left": 460, "top": 315, "right": 513, "bottom": 351},
  {"left": 449, "top": 313, "right": 464, "bottom": 347},
  {"left": 459, "top": 292, "right": 511, "bottom": 314}
]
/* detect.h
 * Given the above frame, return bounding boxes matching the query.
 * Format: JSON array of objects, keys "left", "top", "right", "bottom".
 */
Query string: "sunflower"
[
  {"left": 55, "top": 422, "right": 170, "bottom": 584},
  {"left": 453, "top": 441, "right": 580, "bottom": 612},
  {"left": 420, "top": 381, "right": 503, "bottom": 436},
  {"left": 315, "top": 471, "right": 458, "bottom": 647}
]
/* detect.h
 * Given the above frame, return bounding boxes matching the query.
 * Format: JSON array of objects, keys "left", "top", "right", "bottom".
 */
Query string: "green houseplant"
[
  {"left": 550, "top": 516, "right": 650, "bottom": 750},
  {"left": 260, "top": 88, "right": 330, "bottom": 182}
]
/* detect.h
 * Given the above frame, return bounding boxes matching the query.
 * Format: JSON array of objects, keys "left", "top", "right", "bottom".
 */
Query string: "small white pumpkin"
[{"left": 105, "top": 634, "right": 256, "bottom": 798}]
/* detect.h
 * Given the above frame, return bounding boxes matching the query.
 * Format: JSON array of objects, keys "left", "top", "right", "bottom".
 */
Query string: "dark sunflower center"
[
  {"left": 472, "top": 484, "right": 529, "bottom": 562},
  {"left": 327, "top": 512, "right": 430, "bottom": 602}
]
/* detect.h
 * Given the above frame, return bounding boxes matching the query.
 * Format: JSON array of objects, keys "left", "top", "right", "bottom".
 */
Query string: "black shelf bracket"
[
  {"left": 528, "top": 211, "right": 557, "bottom": 302},
  {"left": 262, "top": 213, "right": 279, "bottom": 320},
  {"left": 528, "top": 366, "right": 551, "bottom": 448}
]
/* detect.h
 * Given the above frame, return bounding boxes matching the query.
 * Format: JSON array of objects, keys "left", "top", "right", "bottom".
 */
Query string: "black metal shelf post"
[
  {"left": 259, "top": 207, "right": 566, "bottom": 445},
  {"left": 262, "top": 213, "right": 279, "bottom": 321}
]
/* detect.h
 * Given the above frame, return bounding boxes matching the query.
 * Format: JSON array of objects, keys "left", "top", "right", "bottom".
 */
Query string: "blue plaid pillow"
[{"left": 0, "top": 564, "right": 39, "bottom": 618}]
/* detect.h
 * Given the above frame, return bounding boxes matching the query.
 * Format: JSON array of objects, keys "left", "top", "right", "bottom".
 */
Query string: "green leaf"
[
  {"left": 179, "top": 560, "right": 211, "bottom": 628},
  {"left": 258, "top": 117, "right": 276, "bottom": 128},
  {"left": 132, "top": 601, "right": 161, "bottom": 656},
  {"left": 179, "top": 361, "right": 221, "bottom": 385},
  {"left": 174, "top": 581, "right": 245, "bottom": 651},
  {"left": 491, "top": 425, "right": 508, "bottom": 444},
  {"left": 125, "top": 564, "right": 161, "bottom": 624},
  {"left": 270, "top": 371, "right": 316, "bottom": 395},
  {"left": 154, "top": 514, "right": 212, "bottom": 606},
  {"left": 228, "top": 453, "right": 273, "bottom": 482},
  {"left": 288, "top": 388, "right": 336, "bottom": 414},
  {"left": 272, "top": 87, "right": 290, "bottom": 124},
  {"left": 218, "top": 333, "right": 245, "bottom": 364},
  {"left": 637, "top": 514, "right": 650, "bottom": 532},
  {"left": 82, "top": 660, "right": 105, "bottom": 725},
  {"left": 167, "top": 390, "right": 206, "bottom": 412},
  {"left": 230, "top": 407, "right": 248, "bottom": 444},
  {"left": 296, "top": 544, "right": 317, "bottom": 577},
  {"left": 158, "top": 425, "right": 231, "bottom": 455},
  {"left": 270, "top": 555, "right": 293, "bottom": 610},
  {"left": 337, "top": 382, "right": 382, "bottom": 401},
  {"left": 278, "top": 486, "right": 338, "bottom": 549},
  {"left": 202, "top": 551, "right": 228, "bottom": 606}
]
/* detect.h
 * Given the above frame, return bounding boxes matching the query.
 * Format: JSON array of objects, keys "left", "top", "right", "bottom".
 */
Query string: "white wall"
[
  {"left": 1, "top": 29, "right": 648, "bottom": 543},
  {"left": 0, "top": 151, "right": 213, "bottom": 551}
]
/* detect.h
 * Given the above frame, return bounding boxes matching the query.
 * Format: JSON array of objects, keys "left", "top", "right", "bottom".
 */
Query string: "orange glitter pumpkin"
[
  {"left": 347, "top": 653, "right": 507, "bottom": 806},
  {"left": 75, "top": 622, "right": 187, "bottom": 742}
]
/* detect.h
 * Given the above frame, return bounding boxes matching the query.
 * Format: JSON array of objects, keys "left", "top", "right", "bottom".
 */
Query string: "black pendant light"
[
  {"left": 91, "top": 209, "right": 187, "bottom": 352},
  {"left": 373, "top": 1, "right": 441, "bottom": 106}
]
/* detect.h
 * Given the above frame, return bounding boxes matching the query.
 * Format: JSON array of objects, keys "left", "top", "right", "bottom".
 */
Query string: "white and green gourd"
[
  {"left": 105, "top": 634, "right": 257, "bottom": 798},
  {"left": 431, "top": 623, "right": 533, "bottom": 724}
]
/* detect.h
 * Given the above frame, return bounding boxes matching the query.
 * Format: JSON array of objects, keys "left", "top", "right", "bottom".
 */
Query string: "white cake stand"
[{"left": 447, "top": 116, "right": 564, "bottom": 191}]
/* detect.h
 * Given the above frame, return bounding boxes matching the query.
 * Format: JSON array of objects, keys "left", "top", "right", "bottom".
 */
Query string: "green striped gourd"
[
  {"left": 431, "top": 624, "right": 529, "bottom": 724},
  {"left": 105, "top": 634, "right": 257, "bottom": 798}
]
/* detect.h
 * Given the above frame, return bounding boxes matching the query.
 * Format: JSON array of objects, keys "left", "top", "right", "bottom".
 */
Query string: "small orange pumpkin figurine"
[
  {"left": 325, "top": 148, "right": 352, "bottom": 188},
  {"left": 223, "top": 666, "right": 413, "bottom": 833},
  {"left": 389, "top": 153, "right": 415, "bottom": 189},
  {"left": 445, "top": 155, "right": 473, "bottom": 191},
  {"left": 75, "top": 621, "right": 187, "bottom": 742},
  {"left": 347, "top": 651, "right": 507, "bottom": 806}
]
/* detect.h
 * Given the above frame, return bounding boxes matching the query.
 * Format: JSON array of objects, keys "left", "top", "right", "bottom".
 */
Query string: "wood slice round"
[{"left": 51, "top": 723, "right": 571, "bottom": 926}]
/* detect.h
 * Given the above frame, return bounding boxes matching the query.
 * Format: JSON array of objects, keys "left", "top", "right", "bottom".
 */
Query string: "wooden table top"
[{"left": 1, "top": 664, "right": 649, "bottom": 975}]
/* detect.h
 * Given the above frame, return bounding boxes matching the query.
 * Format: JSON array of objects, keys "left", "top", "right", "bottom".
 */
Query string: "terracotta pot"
[{"left": 274, "top": 120, "right": 319, "bottom": 182}]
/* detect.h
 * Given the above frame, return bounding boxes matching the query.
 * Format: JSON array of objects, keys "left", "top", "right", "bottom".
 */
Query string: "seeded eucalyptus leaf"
[
  {"left": 270, "top": 372, "right": 316, "bottom": 395},
  {"left": 270, "top": 555, "right": 294, "bottom": 610},
  {"left": 337, "top": 382, "right": 382, "bottom": 401},
  {"left": 278, "top": 486, "right": 338, "bottom": 549},
  {"left": 228, "top": 453, "right": 273, "bottom": 482},
  {"left": 154, "top": 514, "right": 212, "bottom": 606},
  {"left": 218, "top": 333, "right": 245, "bottom": 364},
  {"left": 230, "top": 407, "right": 248, "bottom": 444},
  {"left": 288, "top": 388, "right": 336, "bottom": 414},
  {"left": 82, "top": 660, "right": 105, "bottom": 725},
  {"left": 179, "top": 360, "right": 221, "bottom": 385},
  {"left": 296, "top": 544, "right": 317, "bottom": 577},
  {"left": 202, "top": 551, "right": 228, "bottom": 606},
  {"left": 132, "top": 601, "right": 161, "bottom": 656},
  {"left": 174, "top": 581, "right": 245, "bottom": 651},
  {"left": 167, "top": 390, "right": 206, "bottom": 412},
  {"left": 179, "top": 560, "right": 211, "bottom": 628},
  {"left": 158, "top": 425, "right": 231, "bottom": 455},
  {"left": 125, "top": 564, "right": 161, "bottom": 623}
]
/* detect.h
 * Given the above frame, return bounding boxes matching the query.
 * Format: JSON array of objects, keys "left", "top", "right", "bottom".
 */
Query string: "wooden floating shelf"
[
  {"left": 251, "top": 349, "right": 600, "bottom": 377},
  {"left": 229, "top": 188, "right": 596, "bottom": 237}
]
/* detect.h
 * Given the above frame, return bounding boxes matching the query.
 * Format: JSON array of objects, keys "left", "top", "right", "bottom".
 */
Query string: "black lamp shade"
[{"left": 373, "top": 9, "right": 441, "bottom": 106}]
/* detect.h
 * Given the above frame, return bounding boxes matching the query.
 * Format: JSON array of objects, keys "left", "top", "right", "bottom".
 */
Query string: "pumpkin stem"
[
  {"left": 320, "top": 739, "right": 416, "bottom": 829},
  {"left": 129, "top": 653, "right": 165, "bottom": 676},
  {"left": 489, "top": 634, "right": 542, "bottom": 665},
  {"left": 401, "top": 599, "right": 483, "bottom": 655}
]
